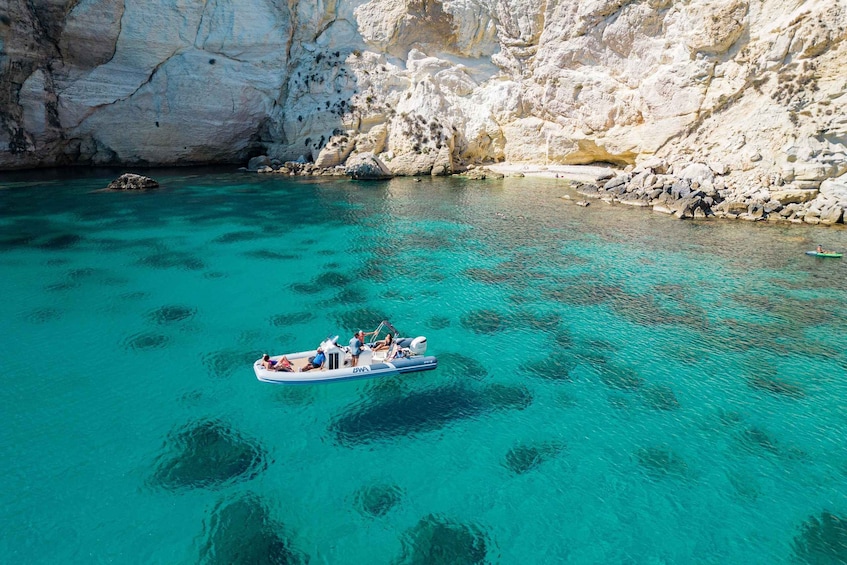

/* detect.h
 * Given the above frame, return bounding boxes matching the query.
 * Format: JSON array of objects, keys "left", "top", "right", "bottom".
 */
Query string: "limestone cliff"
[{"left": 1, "top": 0, "right": 846, "bottom": 197}]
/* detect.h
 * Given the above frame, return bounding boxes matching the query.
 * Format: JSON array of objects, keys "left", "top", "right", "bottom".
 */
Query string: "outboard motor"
[{"left": 409, "top": 336, "right": 428, "bottom": 356}]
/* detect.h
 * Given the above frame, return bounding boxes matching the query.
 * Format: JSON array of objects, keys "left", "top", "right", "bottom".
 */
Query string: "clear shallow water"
[{"left": 1, "top": 168, "right": 846, "bottom": 564}]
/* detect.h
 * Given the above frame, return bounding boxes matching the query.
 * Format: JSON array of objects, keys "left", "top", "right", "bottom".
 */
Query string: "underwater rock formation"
[
  {"left": 354, "top": 483, "right": 404, "bottom": 518},
  {"left": 504, "top": 440, "right": 566, "bottom": 475},
  {"left": 152, "top": 418, "right": 267, "bottom": 490},
  {"left": 397, "top": 514, "right": 491, "bottom": 565},
  {"left": 792, "top": 511, "right": 847, "bottom": 565},
  {"left": 198, "top": 493, "right": 307, "bottom": 565}
]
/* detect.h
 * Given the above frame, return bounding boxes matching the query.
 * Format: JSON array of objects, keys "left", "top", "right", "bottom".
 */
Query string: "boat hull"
[
  {"left": 254, "top": 355, "right": 438, "bottom": 384},
  {"left": 805, "top": 251, "right": 843, "bottom": 258}
]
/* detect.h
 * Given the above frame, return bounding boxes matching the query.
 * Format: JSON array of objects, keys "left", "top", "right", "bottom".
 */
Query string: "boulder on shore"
[
  {"left": 345, "top": 152, "right": 394, "bottom": 180},
  {"left": 246, "top": 155, "right": 272, "bottom": 171},
  {"left": 107, "top": 173, "right": 159, "bottom": 190},
  {"left": 459, "top": 167, "right": 504, "bottom": 180}
]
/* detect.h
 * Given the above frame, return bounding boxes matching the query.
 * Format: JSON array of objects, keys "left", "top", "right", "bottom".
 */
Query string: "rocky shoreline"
[
  {"left": 242, "top": 152, "right": 847, "bottom": 227},
  {"left": 570, "top": 158, "right": 847, "bottom": 226}
]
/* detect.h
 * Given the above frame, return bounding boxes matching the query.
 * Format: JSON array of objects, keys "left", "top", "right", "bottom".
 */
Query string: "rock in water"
[{"left": 107, "top": 173, "right": 159, "bottom": 190}]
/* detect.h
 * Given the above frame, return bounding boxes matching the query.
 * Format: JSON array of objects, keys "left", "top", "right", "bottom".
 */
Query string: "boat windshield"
[{"left": 370, "top": 320, "right": 399, "bottom": 343}]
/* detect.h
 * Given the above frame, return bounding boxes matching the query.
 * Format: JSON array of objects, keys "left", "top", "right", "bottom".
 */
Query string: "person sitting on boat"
[
  {"left": 301, "top": 348, "right": 326, "bottom": 372},
  {"left": 275, "top": 356, "right": 294, "bottom": 372},
  {"left": 817, "top": 244, "right": 824, "bottom": 253},
  {"left": 388, "top": 347, "right": 406, "bottom": 360},
  {"left": 372, "top": 332, "right": 393, "bottom": 351},
  {"left": 349, "top": 330, "right": 365, "bottom": 367},
  {"left": 262, "top": 354, "right": 294, "bottom": 372}
]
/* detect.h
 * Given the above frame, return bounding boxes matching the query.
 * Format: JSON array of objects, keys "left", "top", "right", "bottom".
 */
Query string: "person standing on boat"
[{"left": 349, "top": 330, "right": 365, "bottom": 366}]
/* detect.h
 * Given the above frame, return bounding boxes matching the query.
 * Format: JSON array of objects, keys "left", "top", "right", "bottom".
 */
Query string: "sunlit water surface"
[{"left": 1, "top": 169, "right": 846, "bottom": 564}]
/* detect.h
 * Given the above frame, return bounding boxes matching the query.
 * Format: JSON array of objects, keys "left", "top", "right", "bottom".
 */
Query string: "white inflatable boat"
[{"left": 254, "top": 321, "right": 438, "bottom": 384}]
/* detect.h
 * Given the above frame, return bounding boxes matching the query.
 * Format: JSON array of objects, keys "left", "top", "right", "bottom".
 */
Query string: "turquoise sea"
[{"left": 1, "top": 168, "right": 846, "bottom": 564}]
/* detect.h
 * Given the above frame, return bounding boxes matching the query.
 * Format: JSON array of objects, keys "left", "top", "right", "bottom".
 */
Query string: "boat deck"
[{"left": 269, "top": 346, "right": 394, "bottom": 373}]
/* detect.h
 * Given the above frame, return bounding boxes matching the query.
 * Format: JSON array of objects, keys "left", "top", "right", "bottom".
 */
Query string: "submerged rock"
[
  {"left": 148, "top": 304, "right": 195, "bottom": 324},
  {"left": 354, "top": 483, "right": 404, "bottom": 518},
  {"left": 640, "top": 384, "right": 680, "bottom": 411},
  {"left": 152, "top": 418, "right": 267, "bottom": 490},
  {"left": 524, "top": 354, "right": 574, "bottom": 382},
  {"left": 460, "top": 309, "right": 508, "bottom": 334},
  {"left": 107, "top": 173, "right": 159, "bottom": 190},
  {"left": 746, "top": 374, "right": 805, "bottom": 398},
  {"left": 398, "top": 514, "right": 490, "bottom": 565},
  {"left": 504, "top": 441, "right": 566, "bottom": 475},
  {"left": 437, "top": 352, "right": 488, "bottom": 380},
  {"left": 634, "top": 446, "right": 689, "bottom": 478},
  {"left": 198, "top": 493, "right": 306, "bottom": 565},
  {"left": 792, "top": 511, "right": 847, "bottom": 565}
]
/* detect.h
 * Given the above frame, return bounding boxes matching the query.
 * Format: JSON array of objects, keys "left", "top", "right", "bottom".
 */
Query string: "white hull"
[
  {"left": 253, "top": 321, "right": 438, "bottom": 384},
  {"left": 254, "top": 324, "right": 437, "bottom": 384},
  {"left": 254, "top": 354, "right": 438, "bottom": 384}
]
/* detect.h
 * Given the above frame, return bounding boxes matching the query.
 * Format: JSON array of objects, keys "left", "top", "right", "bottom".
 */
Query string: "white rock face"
[{"left": 1, "top": 0, "right": 846, "bottom": 208}]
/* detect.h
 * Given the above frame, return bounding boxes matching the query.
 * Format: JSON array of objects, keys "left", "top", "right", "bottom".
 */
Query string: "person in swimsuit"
[
  {"left": 262, "top": 354, "right": 294, "bottom": 372},
  {"left": 275, "top": 356, "right": 293, "bottom": 372},
  {"left": 372, "top": 332, "right": 393, "bottom": 351}
]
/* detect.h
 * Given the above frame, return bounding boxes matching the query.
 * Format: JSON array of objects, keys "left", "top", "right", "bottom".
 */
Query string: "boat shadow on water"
[{"left": 328, "top": 382, "right": 533, "bottom": 447}]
